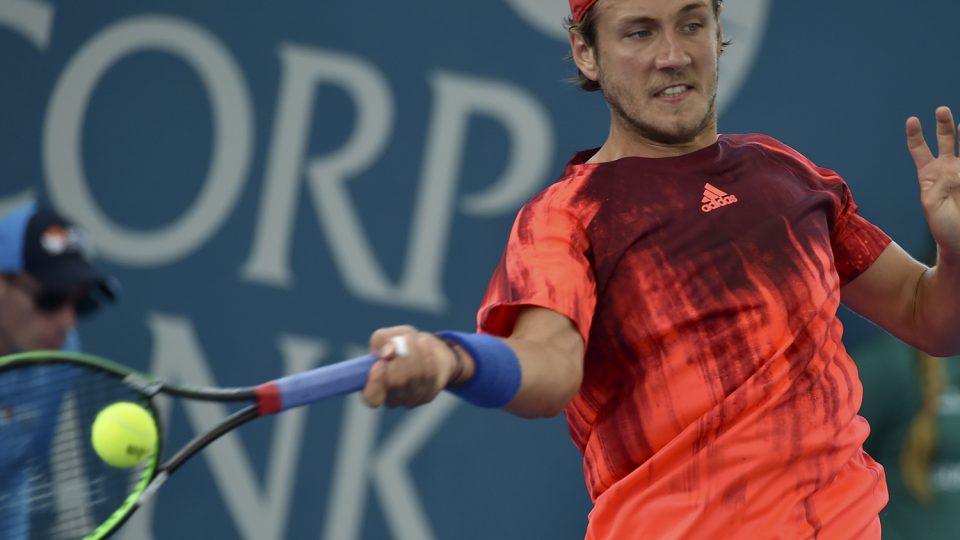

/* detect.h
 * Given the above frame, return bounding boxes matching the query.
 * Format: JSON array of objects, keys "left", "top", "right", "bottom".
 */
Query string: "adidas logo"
[{"left": 700, "top": 182, "right": 738, "bottom": 213}]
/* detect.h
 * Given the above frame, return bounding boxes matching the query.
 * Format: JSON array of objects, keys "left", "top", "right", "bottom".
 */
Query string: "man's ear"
[{"left": 570, "top": 30, "right": 599, "bottom": 83}]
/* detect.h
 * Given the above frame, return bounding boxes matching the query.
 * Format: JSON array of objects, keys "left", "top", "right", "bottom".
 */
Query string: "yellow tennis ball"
[{"left": 91, "top": 401, "right": 158, "bottom": 468}]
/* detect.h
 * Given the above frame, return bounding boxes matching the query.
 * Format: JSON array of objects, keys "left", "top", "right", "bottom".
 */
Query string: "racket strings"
[{"left": 0, "top": 363, "right": 154, "bottom": 540}]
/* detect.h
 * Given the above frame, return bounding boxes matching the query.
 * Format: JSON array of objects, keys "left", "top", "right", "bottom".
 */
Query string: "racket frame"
[{"left": 0, "top": 349, "right": 376, "bottom": 539}]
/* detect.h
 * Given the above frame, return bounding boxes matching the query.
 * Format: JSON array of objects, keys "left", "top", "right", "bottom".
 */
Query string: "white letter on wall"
[
  {"left": 244, "top": 59, "right": 553, "bottom": 312},
  {"left": 43, "top": 15, "right": 253, "bottom": 266},
  {"left": 428, "top": 71, "right": 553, "bottom": 217},
  {"left": 241, "top": 44, "right": 392, "bottom": 290}
]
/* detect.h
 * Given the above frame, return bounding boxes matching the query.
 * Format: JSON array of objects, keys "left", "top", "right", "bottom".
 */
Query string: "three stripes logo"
[{"left": 701, "top": 183, "right": 738, "bottom": 213}]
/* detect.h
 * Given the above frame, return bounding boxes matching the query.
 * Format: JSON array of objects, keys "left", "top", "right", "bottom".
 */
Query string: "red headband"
[{"left": 569, "top": 0, "right": 599, "bottom": 23}]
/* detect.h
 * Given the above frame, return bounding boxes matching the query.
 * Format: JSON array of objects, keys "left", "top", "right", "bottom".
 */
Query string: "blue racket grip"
[{"left": 255, "top": 354, "right": 377, "bottom": 414}]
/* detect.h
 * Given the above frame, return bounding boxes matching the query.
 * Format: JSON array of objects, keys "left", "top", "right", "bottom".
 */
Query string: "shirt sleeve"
[
  {"left": 828, "top": 177, "right": 892, "bottom": 286},
  {"left": 760, "top": 135, "right": 891, "bottom": 286},
  {"left": 477, "top": 185, "right": 598, "bottom": 345}
]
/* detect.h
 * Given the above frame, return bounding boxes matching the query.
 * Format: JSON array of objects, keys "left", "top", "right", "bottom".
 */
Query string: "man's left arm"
[{"left": 842, "top": 106, "right": 960, "bottom": 356}]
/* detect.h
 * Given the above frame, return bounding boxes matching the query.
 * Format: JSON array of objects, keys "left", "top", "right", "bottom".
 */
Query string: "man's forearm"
[
  {"left": 916, "top": 251, "right": 960, "bottom": 356},
  {"left": 501, "top": 335, "right": 584, "bottom": 419}
]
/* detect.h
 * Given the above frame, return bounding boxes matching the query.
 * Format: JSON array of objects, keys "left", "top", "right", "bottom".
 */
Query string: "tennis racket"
[{"left": 0, "top": 349, "right": 377, "bottom": 540}]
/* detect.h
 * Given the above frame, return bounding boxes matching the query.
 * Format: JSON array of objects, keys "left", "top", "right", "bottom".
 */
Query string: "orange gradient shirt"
[{"left": 479, "top": 134, "right": 891, "bottom": 539}]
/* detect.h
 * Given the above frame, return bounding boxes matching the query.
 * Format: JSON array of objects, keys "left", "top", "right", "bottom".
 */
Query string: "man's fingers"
[
  {"left": 906, "top": 115, "right": 934, "bottom": 170},
  {"left": 361, "top": 360, "right": 387, "bottom": 407},
  {"left": 369, "top": 325, "right": 417, "bottom": 357},
  {"left": 364, "top": 328, "right": 450, "bottom": 409},
  {"left": 935, "top": 106, "right": 957, "bottom": 158}
]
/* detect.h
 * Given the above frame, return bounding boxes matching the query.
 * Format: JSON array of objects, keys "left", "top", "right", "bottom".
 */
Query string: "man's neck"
[{"left": 588, "top": 119, "right": 719, "bottom": 162}]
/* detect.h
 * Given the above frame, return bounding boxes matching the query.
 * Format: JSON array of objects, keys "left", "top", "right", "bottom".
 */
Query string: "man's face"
[
  {"left": 0, "top": 274, "right": 78, "bottom": 354},
  {"left": 585, "top": 0, "right": 722, "bottom": 146}
]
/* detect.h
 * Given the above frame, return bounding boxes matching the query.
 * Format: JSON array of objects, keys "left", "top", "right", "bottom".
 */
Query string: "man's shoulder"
[
  {"left": 525, "top": 149, "right": 601, "bottom": 203},
  {"left": 523, "top": 174, "right": 589, "bottom": 213},
  {"left": 722, "top": 132, "right": 797, "bottom": 154},
  {"left": 511, "top": 160, "right": 602, "bottom": 229},
  {"left": 722, "top": 133, "right": 826, "bottom": 173}
]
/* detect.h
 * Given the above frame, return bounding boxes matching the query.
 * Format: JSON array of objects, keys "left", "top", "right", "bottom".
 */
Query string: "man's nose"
[{"left": 654, "top": 32, "right": 692, "bottom": 71}]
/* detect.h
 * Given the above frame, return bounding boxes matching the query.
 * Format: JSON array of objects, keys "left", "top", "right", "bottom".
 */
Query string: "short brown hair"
[{"left": 565, "top": 0, "right": 729, "bottom": 92}]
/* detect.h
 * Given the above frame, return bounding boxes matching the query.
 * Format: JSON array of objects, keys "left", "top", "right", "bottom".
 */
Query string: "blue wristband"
[{"left": 435, "top": 331, "right": 521, "bottom": 408}]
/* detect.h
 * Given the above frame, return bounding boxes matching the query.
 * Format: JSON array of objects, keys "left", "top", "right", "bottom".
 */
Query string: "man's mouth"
[{"left": 655, "top": 85, "right": 692, "bottom": 98}]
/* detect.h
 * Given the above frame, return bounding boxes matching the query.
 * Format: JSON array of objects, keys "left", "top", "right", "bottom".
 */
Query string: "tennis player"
[
  {"left": 0, "top": 201, "right": 118, "bottom": 538},
  {"left": 362, "top": 0, "right": 960, "bottom": 537}
]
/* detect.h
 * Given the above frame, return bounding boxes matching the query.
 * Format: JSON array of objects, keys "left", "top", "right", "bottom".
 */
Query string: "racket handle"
[{"left": 255, "top": 354, "right": 378, "bottom": 414}]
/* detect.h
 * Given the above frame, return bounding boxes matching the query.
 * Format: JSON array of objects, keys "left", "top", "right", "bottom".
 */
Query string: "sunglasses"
[{"left": 3, "top": 275, "right": 101, "bottom": 317}]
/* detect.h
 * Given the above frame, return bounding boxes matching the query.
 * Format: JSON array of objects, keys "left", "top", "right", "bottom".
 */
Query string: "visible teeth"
[{"left": 659, "top": 85, "right": 687, "bottom": 97}]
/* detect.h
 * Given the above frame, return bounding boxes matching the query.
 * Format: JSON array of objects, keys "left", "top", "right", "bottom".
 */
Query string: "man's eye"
[
  {"left": 683, "top": 22, "right": 704, "bottom": 32},
  {"left": 630, "top": 30, "right": 652, "bottom": 39}
]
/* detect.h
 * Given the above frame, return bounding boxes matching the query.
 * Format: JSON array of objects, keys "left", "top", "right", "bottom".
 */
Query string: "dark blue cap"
[{"left": 0, "top": 201, "right": 118, "bottom": 299}]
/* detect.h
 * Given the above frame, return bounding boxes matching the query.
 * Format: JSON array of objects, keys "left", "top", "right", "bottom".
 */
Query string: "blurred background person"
[
  {"left": 0, "top": 201, "right": 118, "bottom": 538},
  {"left": 0, "top": 201, "right": 118, "bottom": 354}
]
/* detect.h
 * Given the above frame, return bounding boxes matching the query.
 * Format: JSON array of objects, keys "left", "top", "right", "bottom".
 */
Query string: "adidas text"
[{"left": 701, "top": 195, "right": 738, "bottom": 213}]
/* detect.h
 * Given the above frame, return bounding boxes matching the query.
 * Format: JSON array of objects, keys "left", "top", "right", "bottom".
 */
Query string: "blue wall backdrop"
[{"left": 2, "top": 1, "right": 958, "bottom": 538}]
